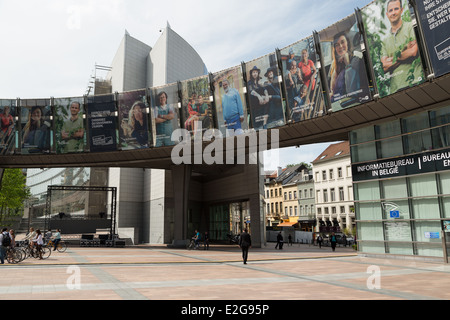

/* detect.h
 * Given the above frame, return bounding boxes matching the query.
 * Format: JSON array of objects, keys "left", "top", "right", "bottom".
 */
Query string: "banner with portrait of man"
[
  {"left": 212, "top": 66, "right": 249, "bottom": 137},
  {"left": 180, "top": 76, "right": 214, "bottom": 137},
  {"left": 319, "top": 14, "right": 372, "bottom": 112},
  {"left": 361, "top": 0, "right": 425, "bottom": 98},
  {"left": 0, "top": 99, "right": 16, "bottom": 155},
  {"left": 20, "top": 99, "right": 52, "bottom": 154},
  {"left": 54, "top": 97, "right": 86, "bottom": 154},
  {"left": 150, "top": 83, "right": 181, "bottom": 147},
  {"left": 280, "top": 36, "right": 326, "bottom": 121},
  {"left": 245, "top": 54, "right": 285, "bottom": 130},
  {"left": 86, "top": 94, "right": 117, "bottom": 153},
  {"left": 118, "top": 90, "right": 150, "bottom": 150}
]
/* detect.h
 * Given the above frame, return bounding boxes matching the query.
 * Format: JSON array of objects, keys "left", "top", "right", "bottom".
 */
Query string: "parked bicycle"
[{"left": 5, "top": 247, "right": 23, "bottom": 264}]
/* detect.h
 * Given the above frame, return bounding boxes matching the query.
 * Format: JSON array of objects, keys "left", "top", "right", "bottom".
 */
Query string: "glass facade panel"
[
  {"left": 351, "top": 142, "right": 376, "bottom": 163},
  {"left": 359, "top": 242, "right": 385, "bottom": 254},
  {"left": 350, "top": 126, "right": 375, "bottom": 144},
  {"left": 403, "top": 130, "right": 433, "bottom": 154},
  {"left": 355, "top": 181, "right": 380, "bottom": 201},
  {"left": 431, "top": 125, "right": 450, "bottom": 149},
  {"left": 412, "top": 198, "right": 440, "bottom": 219},
  {"left": 382, "top": 178, "right": 408, "bottom": 199},
  {"left": 442, "top": 197, "right": 450, "bottom": 218},
  {"left": 378, "top": 136, "right": 403, "bottom": 159},
  {"left": 357, "top": 222, "right": 384, "bottom": 241},
  {"left": 409, "top": 174, "right": 437, "bottom": 197},
  {"left": 357, "top": 202, "right": 382, "bottom": 220},
  {"left": 386, "top": 243, "right": 414, "bottom": 255},
  {"left": 375, "top": 120, "right": 401, "bottom": 139}
]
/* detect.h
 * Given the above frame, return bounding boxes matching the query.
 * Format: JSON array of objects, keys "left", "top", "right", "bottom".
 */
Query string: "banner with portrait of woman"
[
  {"left": 0, "top": 99, "right": 16, "bottom": 155},
  {"left": 150, "top": 83, "right": 181, "bottom": 147},
  {"left": 118, "top": 90, "right": 150, "bottom": 150},
  {"left": 54, "top": 97, "right": 86, "bottom": 154},
  {"left": 86, "top": 94, "right": 117, "bottom": 153},
  {"left": 361, "top": 0, "right": 425, "bottom": 98},
  {"left": 319, "top": 14, "right": 372, "bottom": 112},
  {"left": 20, "top": 99, "right": 52, "bottom": 154},
  {"left": 280, "top": 36, "right": 326, "bottom": 121},
  {"left": 212, "top": 66, "right": 249, "bottom": 137},
  {"left": 245, "top": 54, "right": 285, "bottom": 130},
  {"left": 180, "top": 76, "right": 214, "bottom": 137}
]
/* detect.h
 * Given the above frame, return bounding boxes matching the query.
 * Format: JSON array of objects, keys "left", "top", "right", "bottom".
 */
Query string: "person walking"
[
  {"left": 239, "top": 228, "right": 252, "bottom": 264},
  {"left": 317, "top": 234, "right": 323, "bottom": 249},
  {"left": 288, "top": 234, "right": 293, "bottom": 246},
  {"left": 203, "top": 231, "right": 210, "bottom": 250},
  {"left": 275, "top": 232, "right": 283, "bottom": 250},
  {"left": 330, "top": 232, "right": 337, "bottom": 252}
]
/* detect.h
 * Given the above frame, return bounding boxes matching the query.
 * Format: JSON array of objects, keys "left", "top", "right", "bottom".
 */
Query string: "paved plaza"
[{"left": 1, "top": 243, "right": 449, "bottom": 304}]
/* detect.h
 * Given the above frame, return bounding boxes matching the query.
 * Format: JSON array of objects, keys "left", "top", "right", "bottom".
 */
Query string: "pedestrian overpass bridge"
[{"left": 0, "top": 73, "right": 448, "bottom": 171}]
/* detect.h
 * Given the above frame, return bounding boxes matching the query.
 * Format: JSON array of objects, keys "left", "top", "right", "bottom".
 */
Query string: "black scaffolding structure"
[{"left": 45, "top": 185, "right": 117, "bottom": 241}]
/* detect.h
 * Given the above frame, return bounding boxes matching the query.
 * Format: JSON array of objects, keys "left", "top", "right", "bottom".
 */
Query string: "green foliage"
[{"left": 0, "top": 169, "right": 31, "bottom": 225}]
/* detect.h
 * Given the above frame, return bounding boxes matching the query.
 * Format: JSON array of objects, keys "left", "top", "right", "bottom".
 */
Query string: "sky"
[{"left": 0, "top": 0, "right": 370, "bottom": 168}]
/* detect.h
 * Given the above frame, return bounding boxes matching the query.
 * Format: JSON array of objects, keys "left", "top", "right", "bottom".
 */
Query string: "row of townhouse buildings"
[{"left": 264, "top": 141, "right": 355, "bottom": 235}]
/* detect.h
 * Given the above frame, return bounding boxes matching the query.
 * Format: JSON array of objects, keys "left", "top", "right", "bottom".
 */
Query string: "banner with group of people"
[{"left": 0, "top": 0, "right": 448, "bottom": 156}]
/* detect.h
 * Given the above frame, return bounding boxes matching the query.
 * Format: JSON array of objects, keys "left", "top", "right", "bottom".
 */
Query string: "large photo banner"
[
  {"left": 181, "top": 76, "right": 214, "bottom": 137},
  {"left": 415, "top": 0, "right": 450, "bottom": 77},
  {"left": 54, "top": 97, "right": 85, "bottom": 154},
  {"left": 280, "top": 36, "right": 326, "bottom": 122},
  {"left": 245, "top": 54, "right": 285, "bottom": 130},
  {"left": 20, "top": 99, "right": 51, "bottom": 154},
  {"left": 0, "top": 99, "right": 16, "bottom": 155},
  {"left": 319, "top": 14, "right": 372, "bottom": 112},
  {"left": 361, "top": 0, "right": 425, "bottom": 98},
  {"left": 212, "top": 66, "right": 249, "bottom": 137},
  {"left": 87, "top": 94, "right": 117, "bottom": 153},
  {"left": 118, "top": 90, "right": 150, "bottom": 150},
  {"left": 150, "top": 83, "right": 181, "bottom": 147}
]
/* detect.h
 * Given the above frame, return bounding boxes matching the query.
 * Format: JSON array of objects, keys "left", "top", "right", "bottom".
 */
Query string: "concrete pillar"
[{"left": 170, "top": 164, "right": 192, "bottom": 247}]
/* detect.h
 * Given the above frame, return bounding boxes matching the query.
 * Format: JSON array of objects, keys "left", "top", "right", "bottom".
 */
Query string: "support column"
[{"left": 170, "top": 164, "right": 192, "bottom": 248}]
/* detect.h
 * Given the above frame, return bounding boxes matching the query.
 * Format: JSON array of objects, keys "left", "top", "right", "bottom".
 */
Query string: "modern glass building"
[{"left": 351, "top": 104, "right": 450, "bottom": 262}]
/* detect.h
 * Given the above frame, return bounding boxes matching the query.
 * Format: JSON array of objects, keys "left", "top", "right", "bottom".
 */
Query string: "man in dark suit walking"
[{"left": 239, "top": 228, "right": 252, "bottom": 264}]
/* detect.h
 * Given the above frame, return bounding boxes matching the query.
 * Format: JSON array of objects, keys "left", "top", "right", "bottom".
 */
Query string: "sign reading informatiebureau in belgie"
[{"left": 352, "top": 147, "right": 450, "bottom": 181}]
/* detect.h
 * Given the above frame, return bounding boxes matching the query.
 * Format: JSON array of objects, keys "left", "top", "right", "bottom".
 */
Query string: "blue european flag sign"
[{"left": 390, "top": 210, "right": 400, "bottom": 218}]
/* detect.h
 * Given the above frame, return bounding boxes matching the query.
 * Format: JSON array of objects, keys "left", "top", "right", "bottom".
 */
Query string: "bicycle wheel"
[
  {"left": 56, "top": 241, "right": 67, "bottom": 253},
  {"left": 187, "top": 241, "right": 194, "bottom": 250},
  {"left": 41, "top": 246, "right": 51, "bottom": 259},
  {"left": 6, "top": 249, "right": 21, "bottom": 264}
]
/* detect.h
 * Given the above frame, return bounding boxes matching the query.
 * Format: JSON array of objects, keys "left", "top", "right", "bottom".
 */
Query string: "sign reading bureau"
[{"left": 353, "top": 147, "right": 450, "bottom": 181}]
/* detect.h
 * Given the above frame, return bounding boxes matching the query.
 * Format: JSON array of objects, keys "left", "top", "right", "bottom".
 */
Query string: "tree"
[
  {"left": 286, "top": 162, "right": 312, "bottom": 171},
  {"left": 0, "top": 169, "right": 31, "bottom": 226}
]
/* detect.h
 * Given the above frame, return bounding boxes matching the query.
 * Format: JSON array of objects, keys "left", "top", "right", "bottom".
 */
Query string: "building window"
[
  {"left": 284, "top": 192, "right": 287, "bottom": 200},
  {"left": 294, "top": 191, "right": 297, "bottom": 199},
  {"left": 310, "top": 188, "right": 313, "bottom": 198},
  {"left": 299, "top": 190, "right": 302, "bottom": 199},
  {"left": 275, "top": 203, "right": 278, "bottom": 213},
  {"left": 271, "top": 203, "right": 274, "bottom": 213},
  {"left": 339, "top": 187, "right": 344, "bottom": 201},
  {"left": 289, "top": 206, "right": 293, "bottom": 216},
  {"left": 315, "top": 171, "right": 320, "bottom": 181},
  {"left": 295, "top": 206, "right": 298, "bottom": 216},
  {"left": 322, "top": 170, "right": 327, "bottom": 181},
  {"left": 330, "top": 188, "right": 335, "bottom": 202},
  {"left": 271, "top": 189, "right": 273, "bottom": 198},
  {"left": 338, "top": 167, "right": 343, "bottom": 178},
  {"left": 289, "top": 191, "right": 292, "bottom": 200},
  {"left": 329, "top": 169, "right": 334, "bottom": 180},
  {"left": 323, "top": 189, "right": 328, "bottom": 202},
  {"left": 275, "top": 189, "right": 278, "bottom": 197},
  {"left": 340, "top": 206, "right": 345, "bottom": 214}
]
